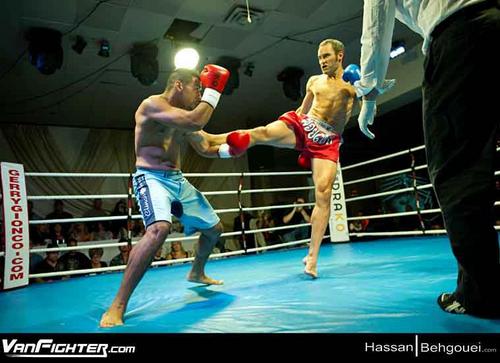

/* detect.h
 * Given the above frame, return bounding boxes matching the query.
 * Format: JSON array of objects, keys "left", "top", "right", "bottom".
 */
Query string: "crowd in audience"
[{"left": 10, "top": 186, "right": 485, "bottom": 285}]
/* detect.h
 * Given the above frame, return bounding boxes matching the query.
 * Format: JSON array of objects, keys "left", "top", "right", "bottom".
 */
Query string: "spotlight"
[
  {"left": 390, "top": 41, "right": 405, "bottom": 59},
  {"left": 26, "top": 27, "right": 63, "bottom": 75},
  {"left": 131, "top": 43, "right": 159, "bottom": 86},
  {"left": 98, "top": 39, "right": 110, "bottom": 58},
  {"left": 72, "top": 35, "right": 87, "bottom": 54},
  {"left": 277, "top": 67, "right": 304, "bottom": 101},
  {"left": 174, "top": 48, "right": 200, "bottom": 70}
]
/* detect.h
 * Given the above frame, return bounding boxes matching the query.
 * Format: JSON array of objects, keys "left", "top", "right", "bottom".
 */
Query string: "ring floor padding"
[{"left": 1, "top": 236, "right": 499, "bottom": 333}]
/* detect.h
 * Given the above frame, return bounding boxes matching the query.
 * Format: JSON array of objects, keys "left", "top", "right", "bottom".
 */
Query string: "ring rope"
[
  {"left": 347, "top": 208, "right": 442, "bottom": 221},
  {"left": 28, "top": 235, "right": 323, "bottom": 279},
  {"left": 237, "top": 172, "right": 248, "bottom": 252},
  {"left": 22, "top": 200, "right": 500, "bottom": 257},
  {"left": 28, "top": 194, "right": 129, "bottom": 200},
  {"left": 21, "top": 145, "right": 498, "bottom": 180},
  {"left": 342, "top": 145, "right": 426, "bottom": 171},
  {"left": 25, "top": 171, "right": 312, "bottom": 178},
  {"left": 343, "top": 165, "right": 428, "bottom": 186},
  {"left": 27, "top": 203, "right": 316, "bottom": 225},
  {"left": 35, "top": 220, "right": 492, "bottom": 280},
  {"left": 26, "top": 222, "right": 314, "bottom": 255},
  {"left": 346, "top": 184, "right": 433, "bottom": 202},
  {"left": 409, "top": 152, "right": 427, "bottom": 233}
]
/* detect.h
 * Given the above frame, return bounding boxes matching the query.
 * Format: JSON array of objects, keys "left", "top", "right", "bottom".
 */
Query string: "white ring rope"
[
  {"left": 29, "top": 215, "right": 139, "bottom": 225},
  {"left": 342, "top": 145, "right": 426, "bottom": 171},
  {"left": 28, "top": 217, "right": 500, "bottom": 279},
  {"left": 25, "top": 171, "right": 312, "bottom": 178},
  {"left": 343, "top": 165, "right": 428, "bottom": 186},
  {"left": 28, "top": 194, "right": 129, "bottom": 200},
  {"left": 350, "top": 230, "right": 449, "bottom": 238},
  {"left": 28, "top": 235, "right": 322, "bottom": 279},
  {"left": 27, "top": 203, "right": 317, "bottom": 225},
  {"left": 346, "top": 184, "right": 433, "bottom": 202},
  {"left": 27, "top": 222, "right": 313, "bottom": 255},
  {"left": 26, "top": 186, "right": 315, "bottom": 201},
  {"left": 8, "top": 146, "right": 499, "bottom": 272},
  {"left": 19, "top": 200, "right": 500, "bottom": 258},
  {"left": 347, "top": 208, "right": 443, "bottom": 221}
]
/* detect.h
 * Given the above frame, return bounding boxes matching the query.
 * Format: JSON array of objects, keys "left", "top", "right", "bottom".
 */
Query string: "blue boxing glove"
[{"left": 342, "top": 64, "right": 361, "bottom": 85}]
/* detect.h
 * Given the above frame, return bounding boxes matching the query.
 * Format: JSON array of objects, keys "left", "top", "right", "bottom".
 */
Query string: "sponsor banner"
[{"left": 1, "top": 162, "right": 30, "bottom": 290}]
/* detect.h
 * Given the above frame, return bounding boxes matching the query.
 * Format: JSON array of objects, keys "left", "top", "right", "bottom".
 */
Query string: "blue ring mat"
[{"left": 1, "top": 235, "right": 499, "bottom": 333}]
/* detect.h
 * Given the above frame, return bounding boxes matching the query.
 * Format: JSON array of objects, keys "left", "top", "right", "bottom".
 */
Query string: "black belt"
[{"left": 431, "top": 0, "right": 497, "bottom": 39}]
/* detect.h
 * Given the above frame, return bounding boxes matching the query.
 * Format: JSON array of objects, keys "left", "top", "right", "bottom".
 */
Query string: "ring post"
[
  {"left": 329, "top": 163, "right": 349, "bottom": 243},
  {"left": 1, "top": 162, "right": 30, "bottom": 290}
]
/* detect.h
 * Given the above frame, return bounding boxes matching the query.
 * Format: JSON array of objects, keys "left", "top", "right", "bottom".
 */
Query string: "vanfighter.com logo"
[{"left": 2, "top": 338, "right": 135, "bottom": 358}]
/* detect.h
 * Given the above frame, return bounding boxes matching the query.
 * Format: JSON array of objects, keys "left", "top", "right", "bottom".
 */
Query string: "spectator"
[
  {"left": 45, "top": 200, "right": 73, "bottom": 235},
  {"left": 89, "top": 248, "right": 108, "bottom": 269},
  {"left": 31, "top": 223, "right": 52, "bottom": 246},
  {"left": 131, "top": 220, "right": 145, "bottom": 238},
  {"left": 170, "top": 220, "right": 184, "bottom": 234},
  {"left": 281, "top": 197, "right": 311, "bottom": 242},
  {"left": 83, "top": 198, "right": 108, "bottom": 218},
  {"left": 33, "top": 242, "right": 63, "bottom": 283},
  {"left": 250, "top": 211, "right": 267, "bottom": 248},
  {"left": 233, "top": 208, "right": 255, "bottom": 249},
  {"left": 90, "top": 221, "right": 113, "bottom": 241},
  {"left": 68, "top": 223, "right": 91, "bottom": 243},
  {"left": 51, "top": 223, "right": 66, "bottom": 245},
  {"left": 110, "top": 200, "right": 128, "bottom": 238},
  {"left": 27, "top": 200, "right": 43, "bottom": 221},
  {"left": 29, "top": 239, "right": 44, "bottom": 274},
  {"left": 57, "top": 238, "right": 92, "bottom": 273},
  {"left": 250, "top": 210, "right": 281, "bottom": 248},
  {"left": 109, "top": 239, "right": 132, "bottom": 266},
  {"left": 349, "top": 211, "right": 369, "bottom": 233},
  {"left": 349, "top": 219, "right": 363, "bottom": 233},
  {"left": 83, "top": 198, "right": 109, "bottom": 234},
  {"left": 166, "top": 241, "right": 191, "bottom": 260},
  {"left": 153, "top": 245, "right": 166, "bottom": 262}
]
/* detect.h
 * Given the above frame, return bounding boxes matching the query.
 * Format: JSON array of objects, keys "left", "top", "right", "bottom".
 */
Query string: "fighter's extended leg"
[
  {"left": 188, "top": 222, "right": 224, "bottom": 285},
  {"left": 247, "top": 121, "right": 296, "bottom": 148},
  {"left": 216, "top": 121, "right": 297, "bottom": 158},
  {"left": 304, "top": 158, "right": 337, "bottom": 278},
  {"left": 100, "top": 221, "right": 170, "bottom": 328}
]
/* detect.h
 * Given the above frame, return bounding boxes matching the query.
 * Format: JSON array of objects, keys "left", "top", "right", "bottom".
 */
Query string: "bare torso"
[
  {"left": 307, "top": 75, "right": 357, "bottom": 134},
  {"left": 135, "top": 95, "right": 186, "bottom": 171}
]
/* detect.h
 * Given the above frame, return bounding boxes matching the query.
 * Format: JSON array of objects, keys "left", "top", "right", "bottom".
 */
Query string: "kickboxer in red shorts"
[{"left": 204, "top": 39, "right": 394, "bottom": 278}]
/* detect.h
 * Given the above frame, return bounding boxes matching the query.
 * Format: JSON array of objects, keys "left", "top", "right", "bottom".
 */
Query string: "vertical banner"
[
  {"left": 329, "top": 163, "right": 349, "bottom": 243},
  {"left": 1, "top": 162, "right": 30, "bottom": 290}
]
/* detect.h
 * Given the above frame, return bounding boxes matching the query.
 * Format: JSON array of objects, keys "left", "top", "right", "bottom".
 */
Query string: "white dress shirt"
[{"left": 357, "top": 0, "right": 487, "bottom": 96}]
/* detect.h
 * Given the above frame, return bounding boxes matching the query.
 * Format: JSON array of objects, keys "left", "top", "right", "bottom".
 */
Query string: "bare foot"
[
  {"left": 99, "top": 307, "right": 124, "bottom": 328},
  {"left": 304, "top": 260, "right": 318, "bottom": 279},
  {"left": 187, "top": 273, "right": 224, "bottom": 285}
]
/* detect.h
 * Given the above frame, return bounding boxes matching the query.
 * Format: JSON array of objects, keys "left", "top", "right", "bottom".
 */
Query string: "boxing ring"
[{"left": 1, "top": 144, "right": 499, "bottom": 333}]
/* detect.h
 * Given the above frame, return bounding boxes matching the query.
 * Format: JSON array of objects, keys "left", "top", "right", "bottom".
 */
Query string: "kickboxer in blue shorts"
[{"left": 100, "top": 65, "right": 230, "bottom": 327}]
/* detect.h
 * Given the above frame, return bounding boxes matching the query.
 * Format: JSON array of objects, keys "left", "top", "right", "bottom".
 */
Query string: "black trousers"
[{"left": 423, "top": 1, "right": 500, "bottom": 315}]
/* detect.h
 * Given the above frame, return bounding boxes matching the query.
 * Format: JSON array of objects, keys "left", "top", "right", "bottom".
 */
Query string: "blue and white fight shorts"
[{"left": 133, "top": 168, "right": 220, "bottom": 235}]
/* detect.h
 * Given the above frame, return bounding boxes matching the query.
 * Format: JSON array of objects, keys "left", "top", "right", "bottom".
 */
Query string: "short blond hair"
[{"left": 319, "top": 39, "right": 345, "bottom": 54}]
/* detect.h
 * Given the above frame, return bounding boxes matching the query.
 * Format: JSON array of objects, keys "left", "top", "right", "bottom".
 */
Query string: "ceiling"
[{"left": 0, "top": 0, "right": 423, "bottom": 133}]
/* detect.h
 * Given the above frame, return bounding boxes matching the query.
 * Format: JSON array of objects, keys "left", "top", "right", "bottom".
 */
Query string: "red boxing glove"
[
  {"left": 297, "top": 153, "right": 311, "bottom": 169},
  {"left": 200, "top": 64, "right": 230, "bottom": 109},
  {"left": 217, "top": 131, "right": 250, "bottom": 158}
]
